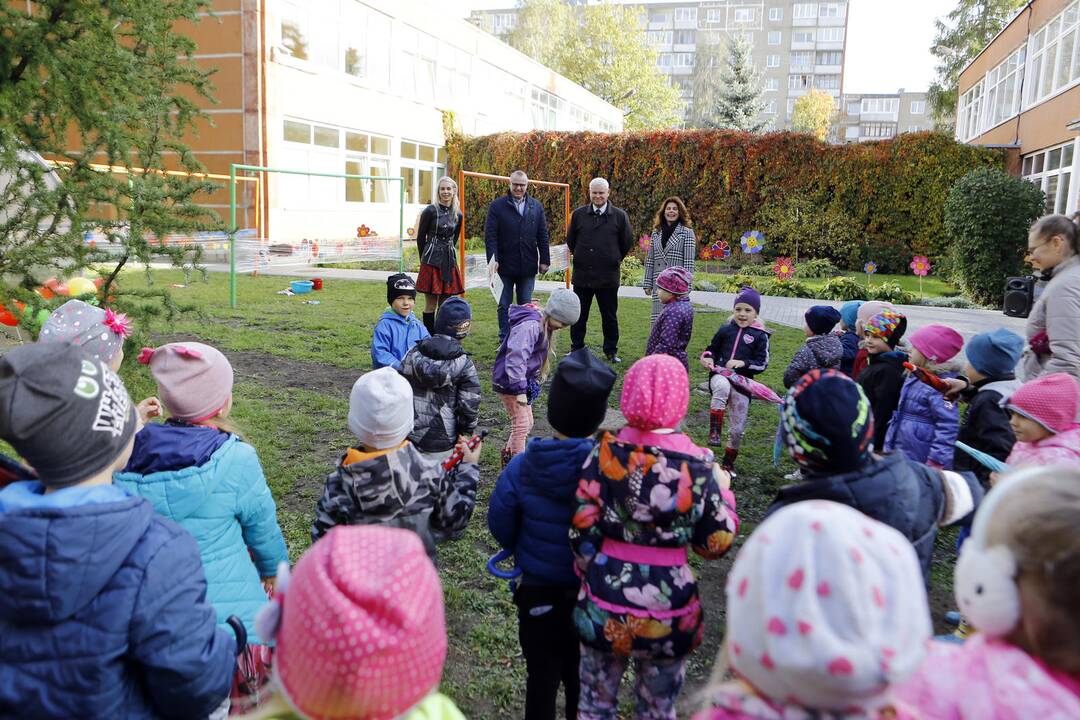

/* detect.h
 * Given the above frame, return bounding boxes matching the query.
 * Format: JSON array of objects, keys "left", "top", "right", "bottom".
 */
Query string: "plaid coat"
[{"left": 643, "top": 224, "right": 697, "bottom": 323}]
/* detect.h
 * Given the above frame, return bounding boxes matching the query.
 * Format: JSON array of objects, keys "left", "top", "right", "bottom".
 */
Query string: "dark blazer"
[
  {"left": 566, "top": 204, "right": 634, "bottom": 288},
  {"left": 483, "top": 193, "right": 550, "bottom": 279}
]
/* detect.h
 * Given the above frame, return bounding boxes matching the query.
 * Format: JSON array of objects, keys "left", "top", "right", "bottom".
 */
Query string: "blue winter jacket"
[
  {"left": 372, "top": 309, "right": 430, "bottom": 370},
  {"left": 0, "top": 481, "right": 235, "bottom": 719},
  {"left": 489, "top": 436, "right": 594, "bottom": 586},
  {"left": 839, "top": 330, "right": 860, "bottom": 376},
  {"left": 484, "top": 193, "right": 551, "bottom": 279},
  {"left": 884, "top": 370, "right": 961, "bottom": 468},
  {"left": 115, "top": 423, "right": 288, "bottom": 643}
]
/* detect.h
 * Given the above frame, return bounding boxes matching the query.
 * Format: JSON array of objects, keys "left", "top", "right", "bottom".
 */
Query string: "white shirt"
[
  {"left": 513, "top": 196, "right": 527, "bottom": 215},
  {"left": 591, "top": 203, "right": 608, "bottom": 216}
]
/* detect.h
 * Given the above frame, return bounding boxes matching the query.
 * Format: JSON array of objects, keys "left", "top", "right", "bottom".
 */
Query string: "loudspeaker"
[{"left": 1003, "top": 276, "right": 1035, "bottom": 318}]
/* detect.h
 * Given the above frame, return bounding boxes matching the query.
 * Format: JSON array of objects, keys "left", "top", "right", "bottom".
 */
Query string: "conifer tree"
[{"left": 711, "top": 34, "right": 767, "bottom": 132}]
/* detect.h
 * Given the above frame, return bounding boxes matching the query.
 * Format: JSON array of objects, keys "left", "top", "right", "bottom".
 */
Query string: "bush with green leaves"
[
  {"left": 694, "top": 279, "right": 718, "bottom": 292},
  {"left": 819, "top": 276, "right": 868, "bottom": 301},
  {"left": 763, "top": 279, "right": 815, "bottom": 298},
  {"left": 944, "top": 168, "right": 1045, "bottom": 306},
  {"left": 793, "top": 258, "right": 841, "bottom": 279},
  {"left": 620, "top": 255, "right": 644, "bottom": 286},
  {"left": 868, "top": 281, "right": 916, "bottom": 305}
]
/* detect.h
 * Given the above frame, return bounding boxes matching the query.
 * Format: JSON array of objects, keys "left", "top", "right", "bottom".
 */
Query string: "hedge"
[{"left": 447, "top": 130, "right": 1006, "bottom": 274}]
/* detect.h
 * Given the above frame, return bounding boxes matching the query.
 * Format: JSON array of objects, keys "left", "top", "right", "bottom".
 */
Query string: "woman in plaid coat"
[{"left": 643, "top": 197, "right": 697, "bottom": 325}]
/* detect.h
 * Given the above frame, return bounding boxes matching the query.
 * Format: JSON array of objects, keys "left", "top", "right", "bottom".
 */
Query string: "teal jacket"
[{"left": 115, "top": 427, "right": 288, "bottom": 642}]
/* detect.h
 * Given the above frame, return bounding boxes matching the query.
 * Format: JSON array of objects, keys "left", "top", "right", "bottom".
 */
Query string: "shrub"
[
  {"left": 793, "top": 258, "right": 841, "bottom": 279},
  {"left": 818, "top": 276, "right": 868, "bottom": 301},
  {"left": 764, "top": 279, "right": 814, "bottom": 297},
  {"left": 917, "top": 296, "right": 984, "bottom": 309},
  {"left": 733, "top": 263, "right": 775, "bottom": 277},
  {"left": 868, "top": 281, "right": 916, "bottom": 305},
  {"left": 694, "top": 279, "right": 718, "bottom": 292},
  {"left": 620, "top": 255, "right": 644, "bottom": 286},
  {"left": 944, "top": 168, "right": 1045, "bottom": 307}
]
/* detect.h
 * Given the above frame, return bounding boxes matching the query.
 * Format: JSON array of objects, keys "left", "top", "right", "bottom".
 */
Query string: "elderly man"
[
  {"left": 484, "top": 170, "right": 551, "bottom": 341},
  {"left": 566, "top": 178, "right": 634, "bottom": 363}
]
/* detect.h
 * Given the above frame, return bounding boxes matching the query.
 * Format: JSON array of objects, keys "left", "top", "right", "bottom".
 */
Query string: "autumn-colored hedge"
[{"left": 447, "top": 130, "right": 1007, "bottom": 274}]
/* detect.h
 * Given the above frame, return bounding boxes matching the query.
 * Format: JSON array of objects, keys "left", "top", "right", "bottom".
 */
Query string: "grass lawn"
[{"left": 10, "top": 269, "right": 960, "bottom": 717}]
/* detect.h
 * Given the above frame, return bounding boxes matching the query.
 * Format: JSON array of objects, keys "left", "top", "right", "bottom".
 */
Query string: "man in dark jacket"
[
  {"left": 484, "top": 170, "right": 551, "bottom": 341},
  {"left": 566, "top": 177, "right": 634, "bottom": 363}
]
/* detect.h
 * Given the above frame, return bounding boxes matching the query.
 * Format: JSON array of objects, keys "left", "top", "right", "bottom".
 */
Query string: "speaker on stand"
[{"left": 1003, "top": 276, "right": 1035, "bottom": 318}]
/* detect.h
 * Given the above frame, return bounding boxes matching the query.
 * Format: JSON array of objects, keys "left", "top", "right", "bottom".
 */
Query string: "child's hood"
[
  {"left": 1031, "top": 426, "right": 1080, "bottom": 455},
  {"left": 401, "top": 336, "right": 466, "bottom": 389},
  {"left": 380, "top": 308, "right": 417, "bottom": 325},
  {"left": 729, "top": 318, "right": 772, "bottom": 335},
  {"left": 518, "top": 437, "right": 594, "bottom": 499},
  {"left": 507, "top": 303, "right": 542, "bottom": 327},
  {"left": 335, "top": 441, "right": 420, "bottom": 489}
]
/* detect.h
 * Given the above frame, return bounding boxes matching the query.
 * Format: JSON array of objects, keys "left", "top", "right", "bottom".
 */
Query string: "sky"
[{"left": 441, "top": 0, "right": 948, "bottom": 95}]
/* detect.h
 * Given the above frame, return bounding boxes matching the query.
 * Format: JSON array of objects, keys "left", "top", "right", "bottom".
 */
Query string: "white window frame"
[
  {"left": 400, "top": 140, "right": 447, "bottom": 206},
  {"left": 793, "top": 3, "right": 818, "bottom": 20},
  {"left": 815, "top": 74, "right": 840, "bottom": 90},
  {"left": 846, "top": 101, "right": 860, "bottom": 115},
  {"left": 818, "top": 27, "right": 845, "bottom": 42},
  {"left": 1023, "top": 139, "right": 1077, "bottom": 215},
  {"left": 705, "top": 8, "right": 724, "bottom": 23},
  {"left": 734, "top": 7, "right": 755, "bottom": 23},
  {"left": 768, "top": 31, "right": 781, "bottom": 45},
  {"left": 816, "top": 50, "right": 842, "bottom": 66},
  {"left": 764, "top": 76, "right": 780, "bottom": 90},
  {"left": 674, "top": 7, "right": 697, "bottom": 22},
  {"left": 767, "top": 55, "right": 780, "bottom": 68},
  {"left": 1023, "top": 1, "right": 1080, "bottom": 108},
  {"left": 910, "top": 100, "right": 926, "bottom": 114},
  {"left": 791, "top": 51, "right": 814, "bottom": 68},
  {"left": 845, "top": 125, "right": 860, "bottom": 140},
  {"left": 819, "top": 3, "right": 843, "bottom": 19},
  {"left": 769, "top": 7, "right": 783, "bottom": 21},
  {"left": 764, "top": 100, "right": 778, "bottom": 114},
  {"left": 789, "top": 73, "right": 812, "bottom": 90},
  {"left": 907, "top": 125, "right": 921, "bottom": 133},
  {"left": 860, "top": 97, "right": 899, "bottom": 114},
  {"left": 793, "top": 30, "right": 815, "bottom": 44}
]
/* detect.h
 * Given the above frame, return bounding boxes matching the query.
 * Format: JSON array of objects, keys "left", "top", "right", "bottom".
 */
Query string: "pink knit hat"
[
  {"left": 854, "top": 301, "right": 895, "bottom": 334},
  {"left": 908, "top": 324, "right": 964, "bottom": 364},
  {"left": 266, "top": 526, "right": 447, "bottom": 720},
  {"left": 656, "top": 266, "right": 693, "bottom": 295},
  {"left": 1006, "top": 373, "right": 1080, "bottom": 434},
  {"left": 620, "top": 354, "right": 689, "bottom": 430},
  {"left": 138, "top": 342, "right": 233, "bottom": 422}
]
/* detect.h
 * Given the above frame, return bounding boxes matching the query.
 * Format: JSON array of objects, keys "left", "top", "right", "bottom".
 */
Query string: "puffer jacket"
[
  {"left": 645, "top": 295, "right": 694, "bottom": 370},
  {"left": 1023, "top": 254, "right": 1080, "bottom": 386},
  {"left": 884, "top": 364, "right": 961, "bottom": 468},
  {"left": 570, "top": 434, "right": 739, "bottom": 660},
  {"left": 115, "top": 423, "right": 288, "bottom": 643},
  {"left": 706, "top": 319, "right": 771, "bottom": 378},
  {"left": 399, "top": 335, "right": 481, "bottom": 454},
  {"left": 489, "top": 436, "right": 595, "bottom": 587},
  {"left": 766, "top": 453, "right": 983, "bottom": 584},
  {"left": 859, "top": 350, "right": 909, "bottom": 452},
  {"left": 492, "top": 303, "right": 549, "bottom": 396},
  {"left": 1007, "top": 427, "right": 1080, "bottom": 467},
  {"left": 311, "top": 442, "right": 478, "bottom": 560},
  {"left": 0, "top": 481, "right": 235, "bottom": 719},
  {"left": 954, "top": 378, "right": 1020, "bottom": 486},
  {"left": 839, "top": 329, "right": 861, "bottom": 376},
  {"left": 372, "top": 309, "right": 430, "bottom": 371},
  {"left": 783, "top": 334, "right": 844, "bottom": 388}
]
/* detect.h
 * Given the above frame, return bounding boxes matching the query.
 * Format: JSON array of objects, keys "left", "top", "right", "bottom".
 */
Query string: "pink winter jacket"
[
  {"left": 895, "top": 635, "right": 1080, "bottom": 720},
  {"left": 1006, "top": 427, "right": 1080, "bottom": 467},
  {"left": 691, "top": 682, "right": 918, "bottom": 720}
]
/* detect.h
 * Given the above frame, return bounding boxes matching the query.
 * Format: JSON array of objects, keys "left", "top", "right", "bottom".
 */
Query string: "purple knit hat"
[
  {"left": 657, "top": 266, "right": 693, "bottom": 295},
  {"left": 734, "top": 286, "right": 761, "bottom": 313},
  {"left": 138, "top": 342, "right": 234, "bottom": 422}
]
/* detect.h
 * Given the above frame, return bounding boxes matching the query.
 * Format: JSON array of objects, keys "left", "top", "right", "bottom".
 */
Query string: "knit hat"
[
  {"left": 38, "top": 299, "right": 132, "bottom": 363},
  {"left": 544, "top": 288, "right": 581, "bottom": 326},
  {"left": 548, "top": 349, "right": 616, "bottom": 438},
  {"left": 805, "top": 305, "right": 842, "bottom": 336},
  {"left": 839, "top": 300, "right": 864, "bottom": 330},
  {"left": 0, "top": 343, "right": 137, "bottom": 488},
  {"left": 908, "top": 324, "right": 964, "bottom": 364},
  {"left": 726, "top": 501, "right": 930, "bottom": 714},
  {"left": 734, "top": 286, "right": 761, "bottom": 314},
  {"left": 780, "top": 369, "right": 874, "bottom": 474},
  {"left": 348, "top": 367, "right": 414, "bottom": 448},
  {"left": 620, "top": 354, "right": 689, "bottom": 431},
  {"left": 138, "top": 342, "right": 234, "bottom": 423},
  {"left": 864, "top": 311, "right": 907, "bottom": 349},
  {"left": 1005, "top": 372, "right": 1080, "bottom": 434},
  {"left": 386, "top": 273, "right": 417, "bottom": 305},
  {"left": 434, "top": 297, "right": 472, "bottom": 339},
  {"left": 965, "top": 328, "right": 1024, "bottom": 378},
  {"left": 656, "top": 266, "right": 693, "bottom": 296},
  {"left": 265, "top": 526, "right": 447, "bottom": 720},
  {"left": 855, "top": 301, "right": 895, "bottom": 335}
]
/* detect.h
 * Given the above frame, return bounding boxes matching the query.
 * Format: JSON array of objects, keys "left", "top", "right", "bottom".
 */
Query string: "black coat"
[
  {"left": 954, "top": 378, "right": 1019, "bottom": 486},
  {"left": 566, "top": 204, "right": 634, "bottom": 288},
  {"left": 859, "top": 350, "right": 908, "bottom": 452},
  {"left": 483, "top": 193, "right": 550, "bottom": 279},
  {"left": 706, "top": 320, "right": 771, "bottom": 378}
]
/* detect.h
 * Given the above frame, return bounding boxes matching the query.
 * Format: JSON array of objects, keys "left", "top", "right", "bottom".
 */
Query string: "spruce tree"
[{"left": 712, "top": 34, "right": 767, "bottom": 133}]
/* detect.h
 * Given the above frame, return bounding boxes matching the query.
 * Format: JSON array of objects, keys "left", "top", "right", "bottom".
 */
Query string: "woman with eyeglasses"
[{"left": 1022, "top": 213, "right": 1080, "bottom": 385}]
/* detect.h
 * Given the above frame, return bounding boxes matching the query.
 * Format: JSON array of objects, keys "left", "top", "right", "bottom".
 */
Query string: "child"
[
  {"left": 773, "top": 369, "right": 983, "bottom": 584},
  {"left": 838, "top": 299, "right": 863, "bottom": 376},
  {"left": 492, "top": 288, "right": 580, "bottom": 465},
  {"left": 782, "top": 304, "right": 843, "bottom": 388},
  {"left": 701, "top": 287, "right": 771, "bottom": 472},
  {"left": 858, "top": 310, "right": 908, "bottom": 453},
  {"left": 694, "top": 501, "right": 931, "bottom": 720},
  {"left": 851, "top": 300, "right": 896, "bottom": 379},
  {"left": 645, "top": 266, "right": 694, "bottom": 370},
  {"left": 399, "top": 296, "right": 481, "bottom": 459},
  {"left": 0, "top": 343, "right": 235, "bottom": 718},
  {"left": 312, "top": 366, "right": 479, "bottom": 559},
  {"left": 952, "top": 328, "right": 1025, "bottom": 485},
  {"left": 571, "top": 355, "right": 739, "bottom": 720},
  {"left": 1004, "top": 372, "right": 1080, "bottom": 468},
  {"left": 489, "top": 348, "right": 617, "bottom": 720},
  {"left": 246, "top": 525, "right": 466, "bottom": 719},
  {"left": 884, "top": 323, "right": 964, "bottom": 468},
  {"left": 38, "top": 298, "right": 132, "bottom": 370},
  {"left": 114, "top": 342, "right": 287, "bottom": 677},
  {"left": 896, "top": 466, "right": 1080, "bottom": 717},
  {"left": 372, "top": 273, "right": 430, "bottom": 370}
]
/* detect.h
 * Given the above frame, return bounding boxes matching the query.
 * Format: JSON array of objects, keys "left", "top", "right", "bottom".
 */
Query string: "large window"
[
  {"left": 791, "top": 51, "right": 814, "bottom": 67},
  {"left": 734, "top": 7, "right": 755, "bottom": 23},
  {"left": 974, "top": 47, "right": 1024, "bottom": 133},
  {"left": 764, "top": 100, "right": 778, "bottom": 114},
  {"left": 674, "top": 29, "right": 695, "bottom": 45},
  {"left": 1024, "top": 1, "right": 1079, "bottom": 107},
  {"left": 956, "top": 80, "right": 984, "bottom": 141},
  {"left": 847, "top": 100, "right": 861, "bottom": 115},
  {"left": 818, "top": 27, "right": 845, "bottom": 42},
  {"left": 673, "top": 53, "right": 695, "bottom": 68},
  {"left": 531, "top": 88, "right": 565, "bottom": 129},
  {"left": 766, "top": 55, "right": 780, "bottom": 69},
  {"left": 1023, "top": 141, "right": 1076, "bottom": 214},
  {"left": 860, "top": 97, "right": 899, "bottom": 114},
  {"left": 395, "top": 26, "right": 437, "bottom": 102},
  {"left": 401, "top": 141, "right": 447, "bottom": 205},
  {"left": 816, "top": 74, "right": 840, "bottom": 90},
  {"left": 789, "top": 74, "right": 813, "bottom": 90},
  {"left": 650, "top": 10, "right": 673, "bottom": 24},
  {"left": 768, "top": 31, "right": 781, "bottom": 45},
  {"left": 705, "top": 8, "right": 724, "bottom": 23},
  {"left": 647, "top": 30, "right": 673, "bottom": 45},
  {"left": 862, "top": 123, "right": 896, "bottom": 139},
  {"left": 792, "top": 30, "right": 815, "bottom": 43},
  {"left": 764, "top": 76, "right": 780, "bottom": 89},
  {"left": 819, "top": 3, "right": 844, "bottom": 18},
  {"left": 910, "top": 100, "right": 926, "bottom": 114},
  {"left": 674, "top": 7, "right": 697, "bottom": 22},
  {"left": 793, "top": 4, "right": 818, "bottom": 20},
  {"left": 769, "top": 7, "right": 783, "bottom": 21},
  {"left": 817, "top": 51, "right": 842, "bottom": 66},
  {"left": 282, "top": 119, "right": 392, "bottom": 205},
  {"left": 279, "top": 0, "right": 337, "bottom": 69}
]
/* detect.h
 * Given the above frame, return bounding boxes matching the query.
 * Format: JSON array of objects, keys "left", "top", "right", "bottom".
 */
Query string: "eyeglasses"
[
  {"left": 1027, "top": 237, "right": 1056, "bottom": 253},
  {"left": 511, "top": 183, "right": 528, "bottom": 188}
]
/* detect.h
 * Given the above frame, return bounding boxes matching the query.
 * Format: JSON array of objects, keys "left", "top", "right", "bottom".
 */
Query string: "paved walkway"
[{"left": 204, "top": 264, "right": 1027, "bottom": 338}]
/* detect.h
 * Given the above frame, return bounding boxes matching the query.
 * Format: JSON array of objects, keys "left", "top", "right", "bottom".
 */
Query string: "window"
[
  {"left": 674, "top": 7, "right": 697, "bottom": 22},
  {"left": 656, "top": 53, "right": 673, "bottom": 67},
  {"left": 792, "top": 30, "right": 815, "bottom": 44},
  {"left": 492, "top": 13, "right": 516, "bottom": 32},
  {"left": 793, "top": 4, "right": 818, "bottom": 20},
  {"left": 734, "top": 7, "right": 754, "bottom": 23},
  {"left": 847, "top": 101, "right": 860, "bottom": 115},
  {"left": 313, "top": 125, "right": 339, "bottom": 148},
  {"left": 1024, "top": 1, "right": 1080, "bottom": 107},
  {"left": 862, "top": 122, "right": 896, "bottom": 139},
  {"left": 787, "top": 98, "right": 796, "bottom": 115},
  {"left": 647, "top": 30, "right": 673, "bottom": 45},
  {"left": 284, "top": 119, "right": 311, "bottom": 143},
  {"left": 819, "top": 3, "right": 843, "bottom": 18},
  {"left": 649, "top": 10, "right": 672, "bottom": 24},
  {"left": 910, "top": 100, "right": 926, "bottom": 114},
  {"left": 907, "top": 125, "right": 921, "bottom": 133},
  {"left": 789, "top": 73, "right": 812, "bottom": 90},
  {"left": 280, "top": 1, "right": 309, "bottom": 60},
  {"left": 674, "top": 29, "right": 695, "bottom": 45},
  {"left": 956, "top": 80, "right": 984, "bottom": 141},
  {"left": 673, "top": 53, "right": 695, "bottom": 67},
  {"left": 400, "top": 140, "right": 446, "bottom": 205},
  {"left": 818, "top": 27, "right": 845, "bottom": 42},
  {"left": 791, "top": 51, "right": 814, "bottom": 67},
  {"left": 767, "top": 55, "right": 780, "bottom": 68},
  {"left": 860, "top": 97, "right": 899, "bottom": 114},
  {"left": 768, "top": 31, "right": 781, "bottom": 45},
  {"left": 764, "top": 100, "right": 778, "bottom": 114},
  {"left": 281, "top": 119, "right": 392, "bottom": 205},
  {"left": 531, "top": 88, "right": 565, "bottom": 129},
  {"left": 845, "top": 125, "right": 860, "bottom": 140},
  {"left": 817, "top": 51, "right": 842, "bottom": 66},
  {"left": 764, "top": 76, "right": 780, "bottom": 90},
  {"left": 705, "top": 8, "right": 723, "bottom": 23},
  {"left": 769, "top": 7, "right": 783, "bottom": 21},
  {"left": 816, "top": 74, "right": 840, "bottom": 90},
  {"left": 1023, "top": 140, "right": 1076, "bottom": 214}
]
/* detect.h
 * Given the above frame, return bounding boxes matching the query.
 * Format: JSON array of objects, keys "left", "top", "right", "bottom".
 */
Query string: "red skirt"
[{"left": 416, "top": 262, "right": 464, "bottom": 296}]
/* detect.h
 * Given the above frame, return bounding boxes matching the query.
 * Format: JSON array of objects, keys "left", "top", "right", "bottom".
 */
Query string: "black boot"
[{"left": 422, "top": 311, "right": 436, "bottom": 335}]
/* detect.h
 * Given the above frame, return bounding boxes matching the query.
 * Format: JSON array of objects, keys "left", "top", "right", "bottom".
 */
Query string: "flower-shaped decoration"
[
  {"left": 639, "top": 234, "right": 651, "bottom": 252},
  {"left": 864, "top": 261, "right": 878, "bottom": 275},
  {"left": 714, "top": 240, "right": 731, "bottom": 259},
  {"left": 773, "top": 256, "right": 795, "bottom": 280},
  {"left": 407, "top": 226, "right": 416, "bottom": 237},
  {"left": 357, "top": 225, "right": 374, "bottom": 238},
  {"left": 910, "top": 255, "right": 931, "bottom": 277},
  {"left": 740, "top": 230, "right": 765, "bottom": 254}
]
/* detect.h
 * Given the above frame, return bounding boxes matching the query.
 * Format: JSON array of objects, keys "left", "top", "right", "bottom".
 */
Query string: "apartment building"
[
  {"left": 838, "top": 90, "right": 934, "bottom": 143},
  {"left": 956, "top": 0, "right": 1080, "bottom": 215},
  {"left": 470, "top": 0, "right": 851, "bottom": 129}
]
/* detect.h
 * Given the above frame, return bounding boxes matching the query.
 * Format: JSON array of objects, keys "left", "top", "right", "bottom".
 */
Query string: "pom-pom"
[
  {"left": 137, "top": 347, "right": 156, "bottom": 365},
  {"left": 103, "top": 308, "right": 132, "bottom": 338}
]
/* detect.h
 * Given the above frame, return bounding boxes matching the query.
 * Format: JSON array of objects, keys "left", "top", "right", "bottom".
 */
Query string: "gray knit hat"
[
  {"left": 347, "top": 367, "right": 414, "bottom": 449},
  {"left": 38, "top": 299, "right": 132, "bottom": 363},
  {"left": 545, "top": 288, "right": 581, "bottom": 326},
  {"left": 0, "top": 343, "right": 137, "bottom": 487}
]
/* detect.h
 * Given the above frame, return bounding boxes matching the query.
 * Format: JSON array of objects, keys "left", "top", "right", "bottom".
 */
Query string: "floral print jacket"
[{"left": 570, "top": 433, "right": 739, "bottom": 660}]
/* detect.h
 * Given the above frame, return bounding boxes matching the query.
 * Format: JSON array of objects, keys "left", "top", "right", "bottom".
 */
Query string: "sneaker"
[
  {"left": 783, "top": 469, "right": 803, "bottom": 482},
  {"left": 606, "top": 354, "right": 622, "bottom": 364}
]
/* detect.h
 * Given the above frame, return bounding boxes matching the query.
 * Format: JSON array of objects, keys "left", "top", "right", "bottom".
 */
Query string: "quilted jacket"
[
  {"left": 0, "top": 481, "right": 235, "bottom": 719},
  {"left": 492, "top": 303, "right": 549, "bottom": 396},
  {"left": 646, "top": 296, "right": 694, "bottom": 370},
  {"left": 884, "top": 365, "right": 961, "bottom": 468},
  {"left": 311, "top": 442, "right": 478, "bottom": 560},
  {"left": 782, "top": 334, "right": 844, "bottom": 388},
  {"left": 706, "top": 320, "right": 771, "bottom": 378},
  {"left": 839, "top": 329, "right": 860, "bottom": 376},
  {"left": 115, "top": 423, "right": 288, "bottom": 643},
  {"left": 954, "top": 378, "right": 1020, "bottom": 485},
  {"left": 399, "top": 335, "right": 481, "bottom": 454}
]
